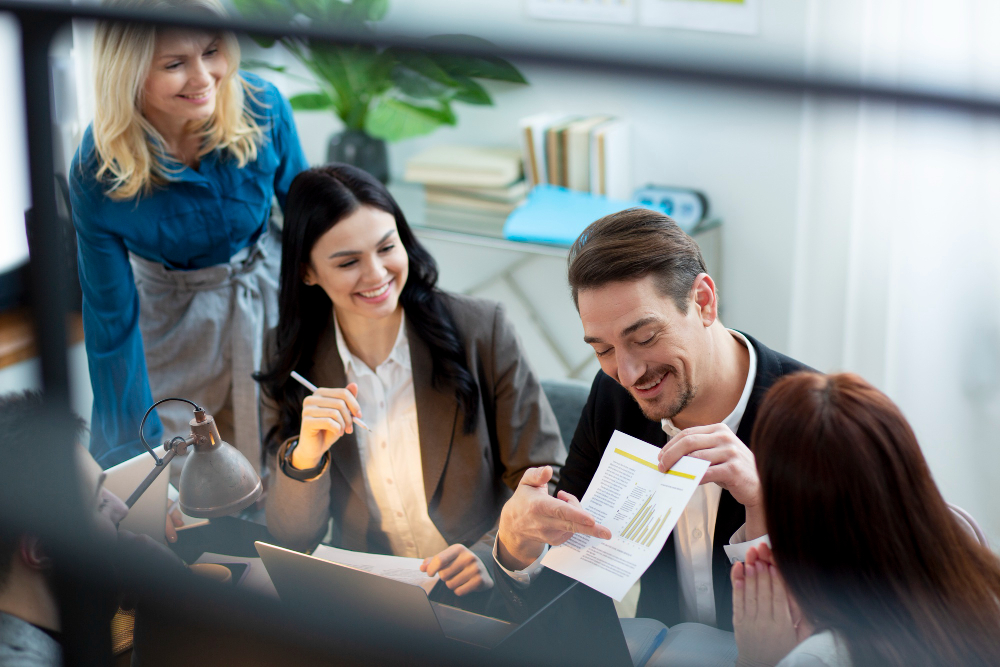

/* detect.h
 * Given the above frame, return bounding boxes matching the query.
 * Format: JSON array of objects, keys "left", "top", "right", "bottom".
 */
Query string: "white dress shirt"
[
  {"left": 663, "top": 329, "right": 757, "bottom": 625},
  {"left": 494, "top": 330, "right": 769, "bottom": 628},
  {"left": 334, "top": 314, "right": 449, "bottom": 559}
]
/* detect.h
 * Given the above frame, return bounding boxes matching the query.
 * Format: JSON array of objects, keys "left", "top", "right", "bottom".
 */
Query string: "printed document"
[
  {"left": 542, "top": 430, "right": 709, "bottom": 601},
  {"left": 312, "top": 544, "right": 439, "bottom": 594}
]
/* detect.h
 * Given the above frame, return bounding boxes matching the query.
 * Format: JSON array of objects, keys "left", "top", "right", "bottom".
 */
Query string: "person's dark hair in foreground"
[{"left": 753, "top": 372, "right": 1000, "bottom": 666}]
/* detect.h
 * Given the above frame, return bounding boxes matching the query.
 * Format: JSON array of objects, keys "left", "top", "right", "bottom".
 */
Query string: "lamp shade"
[{"left": 178, "top": 412, "right": 262, "bottom": 518}]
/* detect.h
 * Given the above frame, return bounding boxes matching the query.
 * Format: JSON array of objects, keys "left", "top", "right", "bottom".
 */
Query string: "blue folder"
[{"left": 503, "top": 185, "right": 655, "bottom": 247}]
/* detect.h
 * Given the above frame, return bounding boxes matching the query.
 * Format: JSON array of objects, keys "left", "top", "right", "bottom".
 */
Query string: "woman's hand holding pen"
[{"left": 295, "top": 382, "right": 362, "bottom": 469}]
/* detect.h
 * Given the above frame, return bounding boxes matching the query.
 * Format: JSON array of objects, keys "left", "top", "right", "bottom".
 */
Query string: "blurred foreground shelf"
[{"left": 0, "top": 308, "right": 84, "bottom": 369}]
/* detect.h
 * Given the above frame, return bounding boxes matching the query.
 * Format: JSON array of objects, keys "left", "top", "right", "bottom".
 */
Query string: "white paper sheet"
[
  {"left": 542, "top": 430, "right": 709, "bottom": 601},
  {"left": 312, "top": 544, "right": 439, "bottom": 594}
]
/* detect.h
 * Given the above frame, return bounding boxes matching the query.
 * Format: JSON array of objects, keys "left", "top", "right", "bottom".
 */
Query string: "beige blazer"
[{"left": 263, "top": 293, "right": 565, "bottom": 562}]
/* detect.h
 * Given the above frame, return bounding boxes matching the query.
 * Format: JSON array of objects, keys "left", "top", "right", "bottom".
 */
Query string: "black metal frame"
[{"left": 2, "top": 0, "right": 999, "bottom": 663}]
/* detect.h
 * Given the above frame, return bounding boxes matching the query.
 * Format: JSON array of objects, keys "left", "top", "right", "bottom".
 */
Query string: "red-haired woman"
[{"left": 731, "top": 372, "right": 1000, "bottom": 667}]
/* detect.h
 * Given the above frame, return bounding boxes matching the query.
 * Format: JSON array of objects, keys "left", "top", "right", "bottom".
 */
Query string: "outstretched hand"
[{"left": 496, "top": 466, "right": 611, "bottom": 571}]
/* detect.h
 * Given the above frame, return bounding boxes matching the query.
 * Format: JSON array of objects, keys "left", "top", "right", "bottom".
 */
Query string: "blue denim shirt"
[{"left": 69, "top": 72, "right": 308, "bottom": 467}]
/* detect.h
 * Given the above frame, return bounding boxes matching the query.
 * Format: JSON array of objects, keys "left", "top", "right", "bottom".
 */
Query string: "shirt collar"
[
  {"left": 333, "top": 311, "right": 411, "bottom": 375},
  {"left": 661, "top": 329, "right": 758, "bottom": 438}
]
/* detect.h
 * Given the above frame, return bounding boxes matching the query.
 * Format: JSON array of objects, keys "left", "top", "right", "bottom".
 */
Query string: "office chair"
[{"left": 540, "top": 378, "right": 592, "bottom": 451}]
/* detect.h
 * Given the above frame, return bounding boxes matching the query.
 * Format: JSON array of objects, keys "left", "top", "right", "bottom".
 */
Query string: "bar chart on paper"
[
  {"left": 543, "top": 430, "right": 709, "bottom": 600},
  {"left": 619, "top": 494, "right": 671, "bottom": 548}
]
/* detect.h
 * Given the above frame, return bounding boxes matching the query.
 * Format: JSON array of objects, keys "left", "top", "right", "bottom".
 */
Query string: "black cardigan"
[{"left": 493, "top": 332, "right": 810, "bottom": 631}]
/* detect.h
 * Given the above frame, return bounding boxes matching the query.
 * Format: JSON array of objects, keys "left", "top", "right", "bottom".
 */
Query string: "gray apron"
[{"left": 130, "top": 227, "right": 280, "bottom": 472}]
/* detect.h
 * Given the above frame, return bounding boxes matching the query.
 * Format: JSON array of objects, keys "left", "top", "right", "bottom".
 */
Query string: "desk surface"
[{"left": 0, "top": 307, "right": 84, "bottom": 369}]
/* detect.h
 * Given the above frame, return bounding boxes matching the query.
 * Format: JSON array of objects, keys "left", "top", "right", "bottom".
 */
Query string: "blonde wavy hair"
[{"left": 92, "top": 0, "right": 263, "bottom": 200}]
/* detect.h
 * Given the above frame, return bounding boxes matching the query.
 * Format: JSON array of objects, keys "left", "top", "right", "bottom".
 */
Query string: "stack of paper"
[
  {"left": 404, "top": 145, "right": 527, "bottom": 238},
  {"left": 312, "top": 544, "right": 440, "bottom": 595}
]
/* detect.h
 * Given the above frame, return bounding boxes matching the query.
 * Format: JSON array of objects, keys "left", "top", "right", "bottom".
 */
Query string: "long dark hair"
[
  {"left": 752, "top": 372, "right": 1000, "bottom": 666},
  {"left": 256, "top": 164, "right": 479, "bottom": 453}
]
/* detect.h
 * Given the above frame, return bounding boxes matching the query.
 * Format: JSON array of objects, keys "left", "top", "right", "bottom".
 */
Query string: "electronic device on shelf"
[{"left": 632, "top": 185, "right": 708, "bottom": 233}]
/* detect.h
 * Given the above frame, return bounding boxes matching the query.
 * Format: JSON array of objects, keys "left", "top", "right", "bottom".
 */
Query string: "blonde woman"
[{"left": 69, "top": 0, "right": 307, "bottom": 473}]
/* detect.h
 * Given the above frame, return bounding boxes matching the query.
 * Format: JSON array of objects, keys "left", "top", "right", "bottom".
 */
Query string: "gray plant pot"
[{"left": 327, "top": 130, "right": 389, "bottom": 183}]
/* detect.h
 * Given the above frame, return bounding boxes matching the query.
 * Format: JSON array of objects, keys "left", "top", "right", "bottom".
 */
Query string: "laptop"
[
  {"left": 255, "top": 541, "right": 632, "bottom": 666},
  {"left": 103, "top": 446, "right": 170, "bottom": 544}
]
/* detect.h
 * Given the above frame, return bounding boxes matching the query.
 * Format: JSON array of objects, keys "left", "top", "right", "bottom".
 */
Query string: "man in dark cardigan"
[{"left": 492, "top": 209, "right": 810, "bottom": 631}]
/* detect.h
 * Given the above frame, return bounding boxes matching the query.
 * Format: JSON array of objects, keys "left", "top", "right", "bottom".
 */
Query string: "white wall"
[
  {"left": 282, "top": 0, "right": 813, "bottom": 353},
  {"left": 0, "top": 14, "right": 30, "bottom": 275}
]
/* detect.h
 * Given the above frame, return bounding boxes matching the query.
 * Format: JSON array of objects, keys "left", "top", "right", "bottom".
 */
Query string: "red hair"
[{"left": 752, "top": 372, "right": 1000, "bottom": 666}]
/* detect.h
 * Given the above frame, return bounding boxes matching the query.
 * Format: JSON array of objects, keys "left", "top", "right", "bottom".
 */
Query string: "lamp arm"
[
  {"left": 137, "top": 397, "right": 202, "bottom": 465},
  {"left": 125, "top": 446, "right": 179, "bottom": 509}
]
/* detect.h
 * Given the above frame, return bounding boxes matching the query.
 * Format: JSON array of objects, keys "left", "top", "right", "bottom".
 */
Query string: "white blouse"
[{"left": 333, "top": 314, "right": 449, "bottom": 559}]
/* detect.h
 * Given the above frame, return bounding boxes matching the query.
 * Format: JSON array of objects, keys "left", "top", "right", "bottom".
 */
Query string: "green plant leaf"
[
  {"left": 291, "top": 0, "right": 351, "bottom": 22},
  {"left": 365, "top": 98, "right": 456, "bottom": 142},
  {"left": 241, "top": 59, "right": 286, "bottom": 73},
  {"left": 391, "top": 50, "right": 458, "bottom": 87},
  {"left": 346, "top": 0, "right": 389, "bottom": 21},
  {"left": 425, "top": 35, "right": 528, "bottom": 83},
  {"left": 246, "top": 35, "right": 276, "bottom": 48},
  {"left": 451, "top": 75, "right": 492, "bottom": 105},
  {"left": 232, "top": 0, "right": 294, "bottom": 22},
  {"left": 391, "top": 65, "right": 451, "bottom": 100},
  {"left": 289, "top": 91, "right": 335, "bottom": 111}
]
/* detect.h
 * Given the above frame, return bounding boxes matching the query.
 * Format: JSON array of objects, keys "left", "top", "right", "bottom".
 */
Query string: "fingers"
[
  {"left": 454, "top": 576, "right": 492, "bottom": 597},
  {"left": 423, "top": 544, "right": 464, "bottom": 577},
  {"left": 303, "top": 397, "right": 354, "bottom": 434},
  {"left": 744, "top": 558, "right": 758, "bottom": 621},
  {"left": 556, "top": 490, "right": 582, "bottom": 508},
  {"left": 658, "top": 430, "right": 738, "bottom": 472},
  {"left": 439, "top": 555, "right": 474, "bottom": 582},
  {"left": 756, "top": 562, "right": 773, "bottom": 621},
  {"left": 439, "top": 554, "right": 494, "bottom": 597},
  {"left": 311, "top": 387, "right": 363, "bottom": 417},
  {"left": 731, "top": 562, "right": 745, "bottom": 625},
  {"left": 540, "top": 495, "right": 594, "bottom": 526},
  {"left": 536, "top": 494, "right": 611, "bottom": 539},
  {"left": 346, "top": 382, "right": 359, "bottom": 397},
  {"left": 519, "top": 466, "right": 554, "bottom": 489},
  {"left": 745, "top": 545, "right": 759, "bottom": 567},
  {"left": 770, "top": 565, "right": 791, "bottom": 622},
  {"left": 757, "top": 542, "right": 775, "bottom": 565},
  {"left": 303, "top": 416, "right": 345, "bottom": 439}
]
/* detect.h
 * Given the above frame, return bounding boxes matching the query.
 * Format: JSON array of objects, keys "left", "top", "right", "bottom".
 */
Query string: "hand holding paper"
[
  {"left": 657, "top": 422, "right": 766, "bottom": 540},
  {"left": 542, "top": 431, "right": 709, "bottom": 601}
]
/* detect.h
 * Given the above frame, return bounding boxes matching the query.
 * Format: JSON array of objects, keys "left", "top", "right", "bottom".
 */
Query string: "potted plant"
[{"left": 232, "top": 0, "right": 528, "bottom": 182}]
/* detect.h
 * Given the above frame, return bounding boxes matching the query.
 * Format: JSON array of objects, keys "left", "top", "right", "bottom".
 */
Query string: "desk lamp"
[{"left": 125, "top": 398, "right": 262, "bottom": 516}]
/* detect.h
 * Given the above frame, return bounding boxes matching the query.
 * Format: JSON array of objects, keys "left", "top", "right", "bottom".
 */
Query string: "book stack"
[
  {"left": 519, "top": 114, "right": 631, "bottom": 200},
  {"left": 403, "top": 146, "right": 526, "bottom": 238}
]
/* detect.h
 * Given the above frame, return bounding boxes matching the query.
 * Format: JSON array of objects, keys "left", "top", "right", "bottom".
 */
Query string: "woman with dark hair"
[
  {"left": 257, "top": 164, "right": 565, "bottom": 598},
  {"left": 730, "top": 372, "right": 1000, "bottom": 667}
]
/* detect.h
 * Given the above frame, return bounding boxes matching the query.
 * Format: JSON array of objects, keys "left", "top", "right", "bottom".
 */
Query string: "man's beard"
[{"left": 628, "top": 365, "right": 695, "bottom": 422}]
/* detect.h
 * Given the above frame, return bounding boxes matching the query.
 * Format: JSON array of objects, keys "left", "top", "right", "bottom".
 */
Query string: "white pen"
[{"left": 290, "top": 370, "right": 371, "bottom": 432}]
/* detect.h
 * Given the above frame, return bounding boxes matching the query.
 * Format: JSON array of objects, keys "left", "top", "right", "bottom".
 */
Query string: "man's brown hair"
[{"left": 567, "top": 208, "right": 707, "bottom": 312}]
